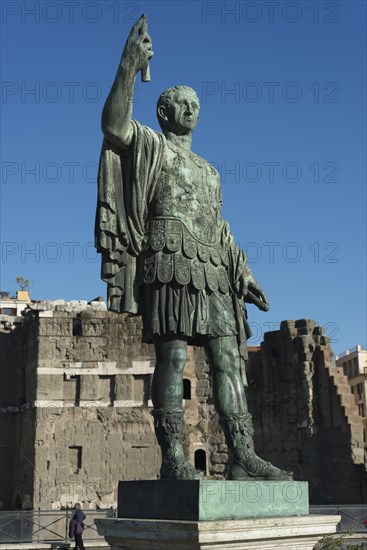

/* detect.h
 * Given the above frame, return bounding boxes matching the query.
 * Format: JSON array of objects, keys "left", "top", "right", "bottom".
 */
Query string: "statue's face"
[{"left": 164, "top": 89, "right": 200, "bottom": 134}]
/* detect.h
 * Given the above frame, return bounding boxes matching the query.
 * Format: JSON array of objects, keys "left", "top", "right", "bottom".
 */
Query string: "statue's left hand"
[
  {"left": 246, "top": 280, "right": 269, "bottom": 311},
  {"left": 237, "top": 264, "right": 269, "bottom": 311}
]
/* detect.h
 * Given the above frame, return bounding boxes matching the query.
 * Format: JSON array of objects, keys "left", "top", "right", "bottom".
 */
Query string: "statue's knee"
[
  {"left": 154, "top": 338, "right": 187, "bottom": 371},
  {"left": 169, "top": 347, "right": 187, "bottom": 373},
  {"left": 214, "top": 344, "right": 241, "bottom": 374}
]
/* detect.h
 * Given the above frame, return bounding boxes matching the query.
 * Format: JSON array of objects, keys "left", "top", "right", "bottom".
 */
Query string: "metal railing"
[
  {"left": 310, "top": 505, "right": 367, "bottom": 533},
  {"left": 1, "top": 506, "right": 365, "bottom": 543},
  {"left": 0, "top": 509, "right": 115, "bottom": 544}
]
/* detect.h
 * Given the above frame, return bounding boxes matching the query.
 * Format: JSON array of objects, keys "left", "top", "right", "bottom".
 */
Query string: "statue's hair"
[{"left": 156, "top": 85, "right": 200, "bottom": 131}]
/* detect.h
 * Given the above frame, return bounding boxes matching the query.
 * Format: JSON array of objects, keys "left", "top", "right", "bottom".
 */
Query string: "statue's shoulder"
[{"left": 132, "top": 120, "right": 166, "bottom": 144}]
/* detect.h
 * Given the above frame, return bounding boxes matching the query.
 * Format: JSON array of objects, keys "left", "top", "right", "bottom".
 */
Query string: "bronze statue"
[{"left": 95, "top": 15, "right": 291, "bottom": 481}]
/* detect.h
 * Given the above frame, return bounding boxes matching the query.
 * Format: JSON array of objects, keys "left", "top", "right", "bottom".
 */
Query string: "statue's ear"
[{"left": 157, "top": 105, "right": 168, "bottom": 123}]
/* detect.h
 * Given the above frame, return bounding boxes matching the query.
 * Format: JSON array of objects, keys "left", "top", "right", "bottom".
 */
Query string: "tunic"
[
  {"left": 95, "top": 120, "right": 251, "bottom": 379},
  {"left": 139, "top": 139, "right": 238, "bottom": 344}
]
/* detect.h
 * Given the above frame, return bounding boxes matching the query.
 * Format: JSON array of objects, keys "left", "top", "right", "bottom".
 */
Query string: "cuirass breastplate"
[
  {"left": 140, "top": 141, "right": 230, "bottom": 293},
  {"left": 150, "top": 141, "right": 222, "bottom": 244}
]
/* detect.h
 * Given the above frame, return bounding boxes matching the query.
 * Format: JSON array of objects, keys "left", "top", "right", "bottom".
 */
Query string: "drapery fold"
[{"left": 95, "top": 121, "right": 165, "bottom": 313}]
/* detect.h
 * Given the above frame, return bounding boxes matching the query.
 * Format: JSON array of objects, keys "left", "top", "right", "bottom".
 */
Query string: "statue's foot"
[
  {"left": 226, "top": 455, "right": 293, "bottom": 481},
  {"left": 160, "top": 460, "right": 204, "bottom": 480}
]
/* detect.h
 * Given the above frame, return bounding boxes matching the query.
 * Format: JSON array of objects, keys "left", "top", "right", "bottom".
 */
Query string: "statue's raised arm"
[{"left": 101, "top": 14, "right": 153, "bottom": 148}]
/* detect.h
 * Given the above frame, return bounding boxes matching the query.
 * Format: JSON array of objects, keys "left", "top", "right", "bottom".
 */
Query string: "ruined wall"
[
  {"left": 31, "top": 301, "right": 159, "bottom": 509},
  {"left": 253, "top": 320, "right": 366, "bottom": 503},
  {"left": 1, "top": 308, "right": 365, "bottom": 509},
  {"left": 0, "top": 301, "right": 204, "bottom": 510},
  {"left": 0, "top": 315, "right": 38, "bottom": 509},
  {"left": 194, "top": 319, "right": 366, "bottom": 504}
]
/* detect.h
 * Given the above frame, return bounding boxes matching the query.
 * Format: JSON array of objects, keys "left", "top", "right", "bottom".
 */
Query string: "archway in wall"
[
  {"left": 194, "top": 449, "right": 207, "bottom": 473},
  {"left": 183, "top": 378, "right": 191, "bottom": 400}
]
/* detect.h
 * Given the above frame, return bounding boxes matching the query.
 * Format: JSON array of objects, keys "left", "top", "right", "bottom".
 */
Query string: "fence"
[
  {"left": 0, "top": 509, "right": 114, "bottom": 544},
  {"left": 0, "top": 506, "right": 365, "bottom": 544}
]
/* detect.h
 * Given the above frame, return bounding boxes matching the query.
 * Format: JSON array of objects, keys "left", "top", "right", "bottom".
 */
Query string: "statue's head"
[{"left": 156, "top": 85, "right": 200, "bottom": 135}]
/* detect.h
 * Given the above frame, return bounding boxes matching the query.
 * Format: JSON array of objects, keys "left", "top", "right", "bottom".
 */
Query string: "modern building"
[
  {"left": 336, "top": 346, "right": 367, "bottom": 446},
  {"left": 0, "top": 290, "right": 31, "bottom": 317}
]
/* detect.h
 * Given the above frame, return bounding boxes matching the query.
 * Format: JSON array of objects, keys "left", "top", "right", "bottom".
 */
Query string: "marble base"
[{"left": 95, "top": 515, "right": 341, "bottom": 549}]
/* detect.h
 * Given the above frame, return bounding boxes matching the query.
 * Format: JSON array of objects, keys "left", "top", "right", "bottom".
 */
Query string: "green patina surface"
[
  {"left": 118, "top": 480, "right": 309, "bottom": 521},
  {"left": 97, "top": 14, "right": 293, "bottom": 484}
]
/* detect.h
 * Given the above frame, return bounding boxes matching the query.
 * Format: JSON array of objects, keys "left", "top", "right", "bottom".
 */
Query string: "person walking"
[{"left": 68, "top": 503, "right": 86, "bottom": 550}]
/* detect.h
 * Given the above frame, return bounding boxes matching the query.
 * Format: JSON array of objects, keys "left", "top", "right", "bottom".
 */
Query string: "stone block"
[
  {"left": 117, "top": 480, "right": 309, "bottom": 521},
  {"left": 96, "top": 514, "right": 341, "bottom": 550},
  {"left": 38, "top": 311, "right": 54, "bottom": 318},
  {"left": 295, "top": 319, "right": 316, "bottom": 329}
]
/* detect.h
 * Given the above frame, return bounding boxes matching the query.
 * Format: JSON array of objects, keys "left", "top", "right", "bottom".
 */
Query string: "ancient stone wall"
[
  {"left": 255, "top": 320, "right": 366, "bottom": 503},
  {"left": 1, "top": 307, "right": 365, "bottom": 509},
  {"left": 0, "top": 301, "right": 204, "bottom": 510},
  {"left": 31, "top": 301, "right": 159, "bottom": 509},
  {"left": 201, "top": 319, "right": 367, "bottom": 504},
  {"left": 0, "top": 314, "right": 38, "bottom": 509},
  {"left": 195, "top": 319, "right": 366, "bottom": 503}
]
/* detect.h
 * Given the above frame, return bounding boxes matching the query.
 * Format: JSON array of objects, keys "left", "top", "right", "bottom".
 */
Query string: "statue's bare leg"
[
  {"left": 202, "top": 335, "right": 292, "bottom": 480},
  {"left": 151, "top": 335, "right": 203, "bottom": 480},
  {"left": 152, "top": 336, "right": 187, "bottom": 410}
]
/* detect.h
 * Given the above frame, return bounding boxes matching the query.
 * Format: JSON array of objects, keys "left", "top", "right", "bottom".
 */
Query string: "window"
[
  {"left": 99, "top": 375, "right": 116, "bottom": 405},
  {"left": 183, "top": 379, "right": 191, "bottom": 400},
  {"left": 69, "top": 446, "right": 82, "bottom": 473},
  {"left": 2, "top": 308, "right": 16, "bottom": 316},
  {"left": 64, "top": 375, "right": 80, "bottom": 406},
  {"left": 358, "top": 403, "right": 365, "bottom": 417},
  {"left": 357, "top": 383, "right": 363, "bottom": 400},
  {"left": 353, "top": 357, "right": 359, "bottom": 377},
  {"left": 133, "top": 375, "right": 151, "bottom": 406},
  {"left": 194, "top": 449, "right": 207, "bottom": 473},
  {"left": 72, "top": 319, "right": 82, "bottom": 336},
  {"left": 348, "top": 360, "right": 353, "bottom": 377}
]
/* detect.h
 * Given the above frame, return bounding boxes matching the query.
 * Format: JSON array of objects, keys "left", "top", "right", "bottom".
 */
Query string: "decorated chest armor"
[{"left": 142, "top": 143, "right": 230, "bottom": 293}]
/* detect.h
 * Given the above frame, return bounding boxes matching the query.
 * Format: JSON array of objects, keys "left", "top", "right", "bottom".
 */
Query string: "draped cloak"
[
  {"left": 95, "top": 120, "right": 251, "bottom": 384},
  {"left": 95, "top": 120, "right": 165, "bottom": 314}
]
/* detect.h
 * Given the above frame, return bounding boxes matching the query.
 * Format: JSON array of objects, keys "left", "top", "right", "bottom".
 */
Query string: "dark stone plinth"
[{"left": 118, "top": 480, "right": 309, "bottom": 521}]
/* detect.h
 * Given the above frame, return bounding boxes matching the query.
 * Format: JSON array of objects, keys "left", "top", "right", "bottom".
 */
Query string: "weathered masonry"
[{"left": 0, "top": 301, "right": 365, "bottom": 509}]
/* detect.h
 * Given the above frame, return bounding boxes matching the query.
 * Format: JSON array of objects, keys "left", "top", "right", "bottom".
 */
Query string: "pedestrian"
[{"left": 68, "top": 503, "right": 86, "bottom": 550}]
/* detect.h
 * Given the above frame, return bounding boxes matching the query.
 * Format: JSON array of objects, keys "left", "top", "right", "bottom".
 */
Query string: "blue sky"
[{"left": 1, "top": 0, "right": 366, "bottom": 354}]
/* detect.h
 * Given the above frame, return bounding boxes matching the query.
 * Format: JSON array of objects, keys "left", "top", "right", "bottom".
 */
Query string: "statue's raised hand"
[{"left": 121, "top": 14, "right": 153, "bottom": 78}]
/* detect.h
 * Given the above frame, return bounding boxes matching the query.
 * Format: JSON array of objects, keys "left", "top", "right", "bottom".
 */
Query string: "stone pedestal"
[
  {"left": 95, "top": 480, "right": 340, "bottom": 549},
  {"left": 95, "top": 515, "right": 341, "bottom": 549},
  {"left": 117, "top": 480, "right": 309, "bottom": 520}
]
